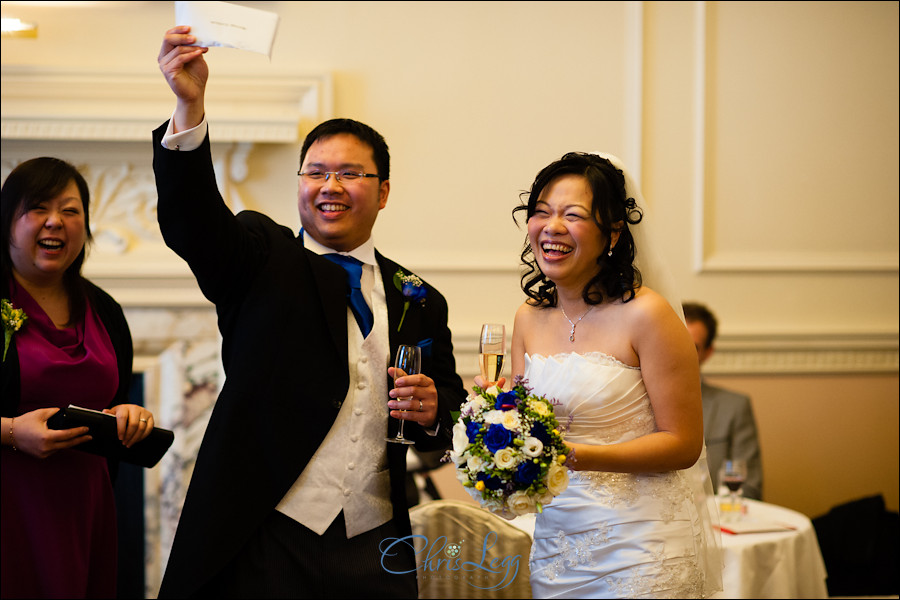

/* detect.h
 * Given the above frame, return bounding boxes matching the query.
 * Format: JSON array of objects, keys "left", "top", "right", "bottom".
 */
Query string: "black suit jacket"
[{"left": 152, "top": 123, "right": 466, "bottom": 598}]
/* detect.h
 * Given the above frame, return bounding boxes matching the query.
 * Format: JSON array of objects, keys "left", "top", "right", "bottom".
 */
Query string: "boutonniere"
[
  {"left": 393, "top": 269, "right": 426, "bottom": 331},
  {"left": 2, "top": 299, "right": 28, "bottom": 362}
]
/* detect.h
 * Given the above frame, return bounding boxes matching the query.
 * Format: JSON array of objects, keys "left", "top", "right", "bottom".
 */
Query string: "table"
[
  {"left": 712, "top": 498, "right": 829, "bottom": 599},
  {"left": 508, "top": 498, "right": 828, "bottom": 599}
]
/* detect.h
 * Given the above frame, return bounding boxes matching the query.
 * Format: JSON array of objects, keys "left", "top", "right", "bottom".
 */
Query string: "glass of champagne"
[
  {"left": 721, "top": 458, "right": 748, "bottom": 519},
  {"left": 479, "top": 323, "right": 506, "bottom": 386},
  {"left": 387, "top": 344, "right": 421, "bottom": 445}
]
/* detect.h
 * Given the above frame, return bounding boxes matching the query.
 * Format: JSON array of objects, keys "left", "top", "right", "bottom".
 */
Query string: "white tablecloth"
[
  {"left": 509, "top": 498, "right": 828, "bottom": 599},
  {"left": 711, "top": 498, "right": 829, "bottom": 599}
]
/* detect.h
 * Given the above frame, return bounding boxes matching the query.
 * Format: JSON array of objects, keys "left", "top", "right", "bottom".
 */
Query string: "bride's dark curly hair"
[{"left": 512, "top": 152, "right": 643, "bottom": 308}]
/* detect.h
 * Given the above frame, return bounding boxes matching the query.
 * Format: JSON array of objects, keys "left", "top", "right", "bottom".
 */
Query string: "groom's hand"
[{"left": 388, "top": 370, "right": 438, "bottom": 428}]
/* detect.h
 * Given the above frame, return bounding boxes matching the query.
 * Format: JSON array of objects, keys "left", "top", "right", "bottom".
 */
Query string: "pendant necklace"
[{"left": 560, "top": 304, "right": 595, "bottom": 342}]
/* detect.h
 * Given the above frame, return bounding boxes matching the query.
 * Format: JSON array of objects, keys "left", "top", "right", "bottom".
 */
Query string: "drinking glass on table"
[
  {"left": 721, "top": 458, "right": 748, "bottom": 520},
  {"left": 479, "top": 323, "right": 506, "bottom": 386},
  {"left": 387, "top": 344, "right": 421, "bottom": 445}
]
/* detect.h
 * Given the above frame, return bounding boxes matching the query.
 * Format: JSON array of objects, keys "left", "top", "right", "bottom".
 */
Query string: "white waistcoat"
[{"left": 275, "top": 254, "right": 392, "bottom": 538}]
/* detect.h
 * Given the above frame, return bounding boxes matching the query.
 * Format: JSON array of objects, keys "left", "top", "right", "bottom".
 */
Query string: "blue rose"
[
  {"left": 514, "top": 460, "right": 540, "bottom": 486},
  {"left": 494, "top": 391, "right": 519, "bottom": 411},
  {"left": 394, "top": 270, "right": 427, "bottom": 332},
  {"left": 483, "top": 423, "right": 514, "bottom": 453},
  {"left": 402, "top": 280, "right": 427, "bottom": 302},
  {"left": 476, "top": 471, "right": 503, "bottom": 490},
  {"left": 466, "top": 421, "right": 482, "bottom": 442},
  {"left": 530, "top": 422, "right": 551, "bottom": 445}
]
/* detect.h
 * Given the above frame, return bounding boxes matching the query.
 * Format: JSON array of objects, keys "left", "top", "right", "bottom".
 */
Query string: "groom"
[{"left": 154, "top": 26, "right": 466, "bottom": 598}]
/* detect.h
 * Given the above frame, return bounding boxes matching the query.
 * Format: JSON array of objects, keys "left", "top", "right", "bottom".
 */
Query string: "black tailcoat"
[{"left": 152, "top": 124, "right": 466, "bottom": 598}]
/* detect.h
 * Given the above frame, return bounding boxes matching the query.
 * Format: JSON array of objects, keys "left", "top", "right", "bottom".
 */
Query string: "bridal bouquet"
[{"left": 447, "top": 376, "right": 570, "bottom": 517}]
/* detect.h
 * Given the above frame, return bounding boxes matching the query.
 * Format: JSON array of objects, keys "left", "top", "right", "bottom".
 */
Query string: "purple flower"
[{"left": 483, "top": 423, "right": 514, "bottom": 453}]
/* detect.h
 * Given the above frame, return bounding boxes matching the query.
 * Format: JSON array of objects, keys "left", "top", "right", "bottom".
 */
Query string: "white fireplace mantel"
[
  {"left": 1, "top": 65, "right": 331, "bottom": 308},
  {"left": 1, "top": 66, "right": 332, "bottom": 142}
]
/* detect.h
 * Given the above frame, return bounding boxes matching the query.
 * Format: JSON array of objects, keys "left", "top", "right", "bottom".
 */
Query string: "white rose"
[
  {"left": 452, "top": 422, "right": 470, "bottom": 456},
  {"left": 537, "top": 489, "right": 555, "bottom": 507},
  {"left": 483, "top": 410, "right": 504, "bottom": 424},
  {"left": 494, "top": 447, "right": 519, "bottom": 469},
  {"left": 485, "top": 384, "right": 502, "bottom": 397},
  {"left": 522, "top": 436, "right": 544, "bottom": 458},
  {"left": 470, "top": 396, "right": 488, "bottom": 412},
  {"left": 546, "top": 462, "right": 570, "bottom": 496},
  {"left": 528, "top": 399, "right": 551, "bottom": 417},
  {"left": 466, "top": 454, "right": 485, "bottom": 473},
  {"left": 507, "top": 490, "right": 537, "bottom": 516},
  {"left": 461, "top": 395, "right": 486, "bottom": 417},
  {"left": 501, "top": 410, "right": 522, "bottom": 431}
]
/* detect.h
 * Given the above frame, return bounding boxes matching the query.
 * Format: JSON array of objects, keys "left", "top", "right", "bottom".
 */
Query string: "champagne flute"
[
  {"left": 721, "top": 458, "right": 748, "bottom": 518},
  {"left": 387, "top": 344, "right": 421, "bottom": 445},
  {"left": 479, "top": 323, "right": 506, "bottom": 386}
]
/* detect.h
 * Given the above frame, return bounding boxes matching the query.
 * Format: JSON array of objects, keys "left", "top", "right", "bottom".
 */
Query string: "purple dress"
[{"left": 1, "top": 282, "right": 120, "bottom": 599}]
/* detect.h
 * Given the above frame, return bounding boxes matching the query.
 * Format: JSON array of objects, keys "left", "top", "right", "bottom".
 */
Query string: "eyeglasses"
[{"left": 297, "top": 170, "right": 380, "bottom": 183}]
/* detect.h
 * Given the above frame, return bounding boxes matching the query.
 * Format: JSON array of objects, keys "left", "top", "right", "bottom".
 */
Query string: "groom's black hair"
[{"left": 299, "top": 118, "right": 390, "bottom": 182}]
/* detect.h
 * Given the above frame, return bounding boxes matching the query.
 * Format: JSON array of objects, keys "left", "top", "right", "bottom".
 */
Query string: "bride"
[{"left": 503, "top": 152, "right": 722, "bottom": 598}]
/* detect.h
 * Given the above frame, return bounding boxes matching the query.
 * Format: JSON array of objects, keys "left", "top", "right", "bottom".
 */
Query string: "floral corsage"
[
  {"left": 2, "top": 299, "right": 28, "bottom": 362},
  {"left": 446, "top": 376, "right": 570, "bottom": 518},
  {"left": 393, "top": 269, "right": 426, "bottom": 331}
]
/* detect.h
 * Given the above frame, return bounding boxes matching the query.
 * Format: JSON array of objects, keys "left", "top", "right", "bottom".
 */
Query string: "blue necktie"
[{"left": 323, "top": 254, "right": 374, "bottom": 337}]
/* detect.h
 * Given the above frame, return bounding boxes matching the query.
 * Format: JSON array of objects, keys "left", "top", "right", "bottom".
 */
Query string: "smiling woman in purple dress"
[{"left": 1, "top": 157, "right": 154, "bottom": 598}]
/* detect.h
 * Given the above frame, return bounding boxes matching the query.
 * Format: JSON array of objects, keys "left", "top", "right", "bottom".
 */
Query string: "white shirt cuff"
[
  {"left": 160, "top": 112, "right": 208, "bottom": 151},
  {"left": 423, "top": 421, "right": 440, "bottom": 437}
]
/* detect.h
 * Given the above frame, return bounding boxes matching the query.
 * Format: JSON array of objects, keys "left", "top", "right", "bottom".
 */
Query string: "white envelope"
[{"left": 175, "top": 1, "right": 280, "bottom": 58}]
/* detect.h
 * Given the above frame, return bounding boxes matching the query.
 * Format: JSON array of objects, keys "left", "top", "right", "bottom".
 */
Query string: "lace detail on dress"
[
  {"left": 589, "top": 406, "right": 656, "bottom": 443},
  {"left": 607, "top": 555, "right": 704, "bottom": 598},
  {"left": 542, "top": 525, "right": 612, "bottom": 581},
  {"left": 572, "top": 469, "right": 694, "bottom": 519},
  {"left": 538, "top": 524, "right": 704, "bottom": 598}
]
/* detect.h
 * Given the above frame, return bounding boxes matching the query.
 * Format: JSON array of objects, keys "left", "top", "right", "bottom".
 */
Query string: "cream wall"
[{"left": 2, "top": 1, "right": 897, "bottom": 518}]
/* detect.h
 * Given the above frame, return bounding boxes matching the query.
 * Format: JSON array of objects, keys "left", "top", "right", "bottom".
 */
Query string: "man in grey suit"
[{"left": 683, "top": 302, "right": 763, "bottom": 500}]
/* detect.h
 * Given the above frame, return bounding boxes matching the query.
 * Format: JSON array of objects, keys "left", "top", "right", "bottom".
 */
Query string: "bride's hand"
[{"left": 473, "top": 375, "right": 507, "bottom": 390}]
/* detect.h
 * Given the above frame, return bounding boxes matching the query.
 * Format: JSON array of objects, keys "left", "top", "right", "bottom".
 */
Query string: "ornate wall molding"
[
  {"left": 451, "top": 329, "right": 898, "bottom": 378},
  {"left": 1, "top": 138, "right": 253, "bottom": 306},
  {"left": 1, "top": 66, "right": 331, "bottom": 142},
  {"left": 1, "top": 65, "right": 331, "bottom": 306},
  {"left": 688, "top": 2, "right": 898, "bottom": 274},
  {"left": 703, "top": 331, "right": 899, "bottom": 375}
]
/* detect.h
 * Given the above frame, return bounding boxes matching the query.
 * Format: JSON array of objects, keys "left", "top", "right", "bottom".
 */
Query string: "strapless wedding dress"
[{"left": 526, "top": 352, "right": 723, "bottom": 599}]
